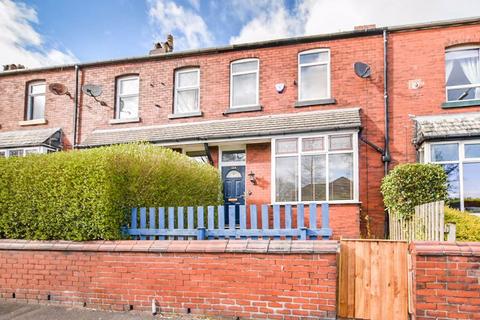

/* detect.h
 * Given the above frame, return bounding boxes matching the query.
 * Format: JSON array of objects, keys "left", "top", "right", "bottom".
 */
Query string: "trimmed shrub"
[
  {"left": 0, "top": 143, "right": 221, "bottom": 240},
  {"left": 381, "top": 163, "right": 448, "bottom": 219},
  {"left": 444, "top": 207, "right": 480, "bottom": 241}
]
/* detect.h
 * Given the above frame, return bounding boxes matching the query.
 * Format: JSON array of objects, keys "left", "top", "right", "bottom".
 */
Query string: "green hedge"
[
  {"left": 445, "top": 207, "right": 480, "bottom": 242},
  {"left": 0, "top": 143, "right": 221, "bottom": 240},
  {"left": 381, "top": 163, "right": 448, "bottom": 219}
]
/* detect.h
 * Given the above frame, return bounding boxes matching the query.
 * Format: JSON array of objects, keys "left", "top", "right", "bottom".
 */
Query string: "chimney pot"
[{"left": 149, "top": 35, "right": 174, "bottom": 56}]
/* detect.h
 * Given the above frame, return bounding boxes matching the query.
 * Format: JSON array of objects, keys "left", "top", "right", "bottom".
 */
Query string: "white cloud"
[
  {"left": 148, "top": 0, "right": 213, "bottom": 50},
  {"left": 230, "top": 0, "right": 480, "bottom": 44},
  {"left": 0, "top": 0, "right": 77, "bottom": 69}
]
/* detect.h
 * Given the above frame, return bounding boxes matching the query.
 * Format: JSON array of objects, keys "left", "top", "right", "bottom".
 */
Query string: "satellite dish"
[
  {"left": 82, "top": 84, "right": 102, "bottom": 97},
  {"left": 48, "top": 83, "right": 69, "bottom": 95},
  {"left": 354, "top": 62, "right": 371, "bottom": 78}
]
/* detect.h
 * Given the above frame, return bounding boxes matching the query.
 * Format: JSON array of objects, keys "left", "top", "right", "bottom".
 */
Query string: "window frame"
[
  {"left": 271, "top": 130, "right": 359, "bottom": 205},
  {"left": 26, "top": 81, "right": 46, "bottom": 121},
  {"left": 445, "top": 46, "right": 480, "bottom": 103},
  {"left": 174, "top": 68, "right": 201, "bottom": 114},
  {"left": 115, "top": 75, "right": 140, "bottom": 120},
  {"left": 424, "top": 139, "right": 480, "bottom": 213},
  {"left": 230, "top": 58, "right": 260, "bottom": 109},
  {"left": 298, "top": 48, "right": 331, "bottom": 102},
  {"left": 0, "top": 146, "right": 55, "bottom": 158}
]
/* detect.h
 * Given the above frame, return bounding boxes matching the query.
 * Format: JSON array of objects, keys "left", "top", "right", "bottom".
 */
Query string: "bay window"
[
  {"left": 272, "top": 133, "right": 357, "bottom": 203},
  {"left": 427, "top": 140, "right": 480, "bottom": 214},
  {"left": 116, "top": 75, "right": 139, "bottom": 119},
  {"left": 174, "top": 68, "right": 200, "bottom": 114},
  {"left": 298, "top": 49, "right": 330, "bottom": 101},
  {"left": 445, "top": 47, "right": 480, "bottom": 102},
  {"left": 26, "top": 81, "right": 46, "bottom": 120},
  {"left": 230, "top": 59, "right": 259, "bottom": 108}
]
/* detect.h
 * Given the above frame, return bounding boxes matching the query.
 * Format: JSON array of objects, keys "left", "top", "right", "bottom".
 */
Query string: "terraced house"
[{"left": 1, "top": 17, "right": 480, "bottom": 238}]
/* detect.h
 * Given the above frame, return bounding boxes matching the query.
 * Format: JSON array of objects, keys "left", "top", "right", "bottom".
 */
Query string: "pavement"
[{"left": 0, "top": 302, "right": 206, "bottom": 320}]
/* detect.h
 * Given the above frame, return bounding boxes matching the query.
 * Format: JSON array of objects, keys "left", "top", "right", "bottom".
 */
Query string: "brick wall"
[
  {"left": 0, "top": 240, "right": 338, "bottom": 320},
  {"left": 411, "top": 242, "right": 480, "bottom": 320}
]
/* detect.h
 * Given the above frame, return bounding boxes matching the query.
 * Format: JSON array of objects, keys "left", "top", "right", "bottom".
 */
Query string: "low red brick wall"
[
  {"left": 0, "top": 240, "right": 338, "bottom": 320},
  {"left": 411, "top": 242, "right": 480, "bottom": 320}
]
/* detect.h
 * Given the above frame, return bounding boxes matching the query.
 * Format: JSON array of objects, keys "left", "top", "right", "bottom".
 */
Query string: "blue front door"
[{"left": 222, "top": 165, "right": 245, "bottom": 225}]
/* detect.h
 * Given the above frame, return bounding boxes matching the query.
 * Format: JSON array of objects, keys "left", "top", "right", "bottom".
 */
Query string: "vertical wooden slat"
[
  {"left": 346, "top": 241, "right": 355, "bottom": 319},
  {"left": 149, "top": 207, "right": 156, "bottom": 240},
  {"left": 130, "top": 208, "right": 137, "bottom": 240},
  {"left": 197, "top": 206, "right": 204, "bottom": 228},
  {"left": 218, "top": 206, "right": 225, "bottom": 239},
  {"left": 261, "top": 204, "right": 269, "bottom": 240},
  {"left": 273, "top": 204, "right": 280, "bottom": 240},
  {"left": 228, "top": 205, "right": 236, "bottom": 239},
  {"left": 321, "top": 203, "right": 330, "bottom": 240},
  {"left": 187, "top": 207, "right": 194, "bottom": 240},
  {"left": 177, "top": 207, "right": 184, "bottom": 240},
  {"left": 140, "top": 207, "right": 147, "bottom": 240},
  {"left": 370, "top": 241, "right": 381, "bottom": 320},
  {"left": 309, "top": 203, "right": 317, "bottom": 240},
  {"left": 439, "top": 201, "right": 445, "bottom": 241},
  {"left": 239, "top": 205, "right": 247, "bottom": 240},
  {"left": 168, "top": 207, "right": 174, "bottom": 240},
  {"left": 250, "top": 205, "right": 258, "bottom": 240},
  {"left": 207, "top": 206, "right": 214, "bottom": 240},
  {"left": 285, "top": 204, "right": 292, "bottom": 240},
  {"left": 337, "top": 241, "right": 349, "bottom": 318},
  {"left": 158, "top": 207, "right": 165, "bottom": 240}
]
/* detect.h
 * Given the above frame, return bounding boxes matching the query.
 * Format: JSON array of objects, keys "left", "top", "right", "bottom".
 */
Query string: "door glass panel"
[
  {"left": 301, "top": 154, "right": 326, "bottom": 201},
  {"left": 463, "top": 162, "right": 480, "bottom": 213},
  {"left": 226, "top": 169, "right": 242, "bottom": 179},
  {"left": 465, "top": 143, "right": 480, "bottom": 158},
  {"left": 442, "top": 163, "right": 461, "bottom": 210},
  {"left": 275, "top": 156, "right": 298, "bottom": 202},
  {"left": 328, "top": 153, "right": 353, "bottom": 200},
  {"left": 431, "top": 143, "right": 459, "bottom": 162}
]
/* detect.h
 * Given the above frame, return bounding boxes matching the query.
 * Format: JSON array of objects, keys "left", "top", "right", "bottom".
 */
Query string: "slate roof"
[
  {"left": 80, "top": 108, "right": 362, "bottom": 147},
  {"left": 414, "top": 112, "right": 480, "bottom": 145},
  {"left": 0, "top": 127, "right": 62, "bottom": 149}
]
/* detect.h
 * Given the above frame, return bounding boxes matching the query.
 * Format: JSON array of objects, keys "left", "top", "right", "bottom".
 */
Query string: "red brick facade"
[{"left": 1, "top": 20, "right": 480, "bottom": 237}]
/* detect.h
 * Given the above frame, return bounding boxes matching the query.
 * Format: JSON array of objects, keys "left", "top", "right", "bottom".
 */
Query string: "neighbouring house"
[{"left": 1, "top": 17, "right": 480, "bottom": 238}]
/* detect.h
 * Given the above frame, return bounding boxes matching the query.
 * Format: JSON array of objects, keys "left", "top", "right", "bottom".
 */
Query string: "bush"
[
  {"left": 0, "top": 143, "right": 221, "bottom": 240},
  {"left": 381, "top": 163, "right": 448, "bottom": 219},
  {"left": 444, "top": 207, "right": 480, "bottom": 241}
]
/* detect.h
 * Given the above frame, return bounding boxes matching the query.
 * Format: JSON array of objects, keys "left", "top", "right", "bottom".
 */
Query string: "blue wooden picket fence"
[{"left": 127, "top": 203, "right": 332, "bottom": 240}]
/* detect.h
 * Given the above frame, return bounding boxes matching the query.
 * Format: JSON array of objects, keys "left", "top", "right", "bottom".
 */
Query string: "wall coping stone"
[
  {"left": 0, "top": 239, "right": 339, "bottom": 254},
  {"left": 410, "top": 241, "right": 480, "bottom": 257}
]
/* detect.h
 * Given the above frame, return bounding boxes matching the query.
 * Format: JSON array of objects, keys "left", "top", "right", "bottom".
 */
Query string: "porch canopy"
[
  {"left": 414, "top": 112, "right": 480, "bottom": 145},
  {"left": 79, "top": 107, "right": 362, "bottom": 147},
  {"left": 0, "top": 127, "right": 62, "bottom": 149}
]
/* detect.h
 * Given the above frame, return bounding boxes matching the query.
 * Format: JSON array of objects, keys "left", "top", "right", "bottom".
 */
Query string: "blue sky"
[{"left": 1, "top": 0, "right": 480, "bottom": 68}]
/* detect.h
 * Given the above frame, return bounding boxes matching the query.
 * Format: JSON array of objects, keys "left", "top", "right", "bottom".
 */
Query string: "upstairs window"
[
  {"left": 26, "top": 81, "right": 46, "bottom": 120},
  {"left": 298, "top": 49, "right": 330, "bottom": 101},
  {"left": 116, "top": 75, "right": 139, "bottom": 119},
  {"left": 230, "top": 59, "right": 259, "bottom": 108},
  {"left": 446, "top": 47, "right": 480, "bottom": 102},
  {"left": 174, "top": 68, "right": 200, "bottom": 114}
]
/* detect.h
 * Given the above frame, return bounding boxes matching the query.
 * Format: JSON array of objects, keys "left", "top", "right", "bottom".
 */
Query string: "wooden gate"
[{"left": 337, "top": 240, "right": 410, "bottom": 320}]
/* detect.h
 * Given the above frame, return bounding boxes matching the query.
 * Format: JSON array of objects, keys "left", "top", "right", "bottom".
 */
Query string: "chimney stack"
[
  {"left": 3, "top": 64, "right": 26, "bottom": 72},
  {"left": 149, "top": 34, "right": 174, "bottom": 55},
  {"left": 354, "top": 24, "right": 377, "bottom": 31}
]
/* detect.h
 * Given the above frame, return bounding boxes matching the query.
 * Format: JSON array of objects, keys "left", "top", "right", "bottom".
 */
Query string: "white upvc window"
[
  {"left": 445, "top": 46, "right": 480, "bottom": 102},
  {"left": 230, "top": 59, "right": 259, "bottom": 108},
  {"left": 271, "top": 132, "right": 358, "bottom": 204},
  {"left": 26, "top": 81, "right": 46, "bottom": 120},
  {"left": 0, "top": 146, "right": 54, "bottom": 158},
  {"left": 174, "top": 68, "right": 200, "bottom": 114},
  {"left": 298, "top": 49, "right": 330, "bottom": 101},
  {"left": 425, "top": 140, "right": 480, "bottom": 215},
  {"left": 116, "top": 75, "right": 139, "bottom": 119}
]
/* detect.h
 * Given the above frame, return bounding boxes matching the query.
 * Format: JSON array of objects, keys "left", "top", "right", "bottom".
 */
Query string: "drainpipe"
[
  {"left": 382, "top": 29, "right": 391, "bottom": 238},
  {"left": 73, "top": 65, "right": 80, "bottom": 148}
]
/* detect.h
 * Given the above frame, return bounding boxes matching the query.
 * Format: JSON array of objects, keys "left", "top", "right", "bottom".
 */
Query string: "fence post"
[{"left": 446, "top": 223, "right": 456, "bottom": 242}]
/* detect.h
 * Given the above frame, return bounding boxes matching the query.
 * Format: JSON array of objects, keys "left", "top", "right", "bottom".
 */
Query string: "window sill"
[
  {"left": 168, "top": 111, "right": 203, "bottom": 119},
  {"left": 294, "top": 98, "right": 337, "bottom": 108},
  {"left": 223, "top": 105, "right": 263, "bottom": 115},
  {"left": 18, "top": 119, "right": 47, "bottom": 126},
  {"left": 442, "top": 100, "right": 480, "bottom": 109},
  {"left": 109, "top": 117, "right": 141, "bottom": 125}
]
